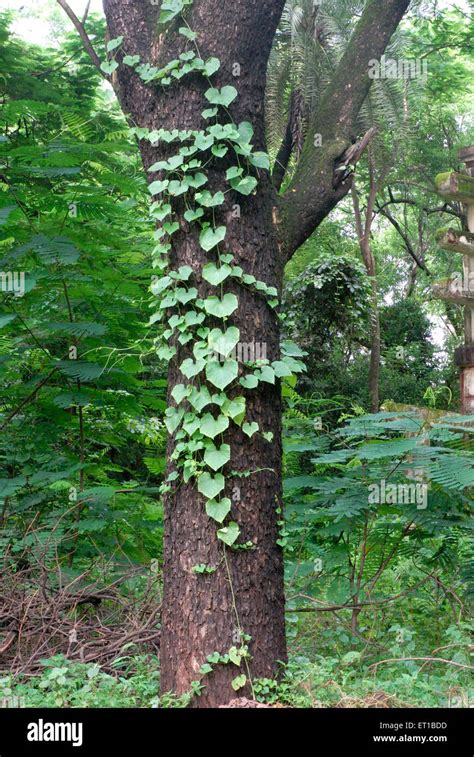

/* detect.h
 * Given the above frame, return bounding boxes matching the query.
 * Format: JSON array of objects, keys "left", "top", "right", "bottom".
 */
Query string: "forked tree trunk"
[{"left": 103, "top": 0, "right": 287, "bottom": 707}]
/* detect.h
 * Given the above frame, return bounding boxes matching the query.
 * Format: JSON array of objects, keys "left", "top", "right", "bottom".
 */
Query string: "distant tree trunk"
[{"left": 352, "top": 162, "right": 380, "bottom": 414}]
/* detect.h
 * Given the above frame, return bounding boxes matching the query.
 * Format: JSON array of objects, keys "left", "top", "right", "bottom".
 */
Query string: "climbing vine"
[{"left": 102, "top": 0, "right": 306, "bottom": 694}]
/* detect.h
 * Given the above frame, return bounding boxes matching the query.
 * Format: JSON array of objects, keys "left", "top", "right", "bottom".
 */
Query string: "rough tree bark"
[{"left": 59, "top": 0, "right": 412, "bottom": 706}]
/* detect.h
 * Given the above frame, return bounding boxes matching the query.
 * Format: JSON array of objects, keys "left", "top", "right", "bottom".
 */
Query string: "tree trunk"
[
  {"left": 351, "top": 183, "right": 380, "bottom": 413},
  {"left": 103, "top": 0, "right": 287, "bottom": 707},
  {"left": 368, "top": 279, "right": 381, "bottom": 413}
]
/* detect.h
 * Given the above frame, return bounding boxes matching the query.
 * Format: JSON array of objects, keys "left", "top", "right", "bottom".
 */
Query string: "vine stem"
[{"left": 222, "top": 544, "right": 256, "bottom": 700}]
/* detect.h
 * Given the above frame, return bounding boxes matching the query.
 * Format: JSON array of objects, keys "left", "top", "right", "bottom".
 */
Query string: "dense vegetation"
[{"left": 0, "top": 0, "right": 472, "bottom": 709}]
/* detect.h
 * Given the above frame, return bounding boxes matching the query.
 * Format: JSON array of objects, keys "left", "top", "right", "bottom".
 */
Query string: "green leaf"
[
  {"left": 183, "top": 414, "right": 200, "bottom": 437},
  {"left": 231, "top": 674, "right": 247, "bottom": 691},
  {"left": 249, "top": 151, "right": 270, "bottom": 170},
  {"left": 204, "top": 57, "right": 221, "bottom": 76},
  {"left": 148, "top": 180, "right": 169, "bottom": 195},
  {"left": 187, "top": 172, "right": 208, "bottom": 189},
  {"left": 143, "top": 457, "right": 166, "bottom": 475},
  {"left": 202, "top": 263, "right": 232, "bottom": 286},
  {"left": 206, "top": 497, "right": 231, "bottom": 523},
  {"left": 0, "top": 314, "right": 16, "bottom": 329},
  {"left": 204, "top": 444, "right": 231, "bottom": 471},
  {"left": 208, "top": 326, "right": 240, "bottom": 357},
  {"left": 222, "top": 397, "right": 246, "bottom": 425},
  {"left": 237, "top": 121, "right": 254, "bottom": 143},
  {"left": 184, "top": 207, "right": 204, "bottom": 223},
  {"left": 242, "top": 422, "right": 259, "bottom": 438},
  {"left": 199, "top": 226, "right": 227, "bottom": 251},
  {"left": 206, "top": 360, "right": 238, "bottom": 391},
  {"left": 198, "top": 472, "right": 225, "bottom": 500},
  {"left": 152, "top": 203, "right": 172, "bottom": 221},
  {"left": 203, "top": 293, "right": 238, "bottom": 319},
  {"left": 171, "top": 384, "right": 190, "bottom": 405},
  {"left": 188, "top": 386, "right": 213, "bottom": 413},
  {"left": 157, "top": 345, "right": 176, "bottom": 361},
  {"left": 194, "top": 133, "right": 215, "bottom": 151},
  {"left": 175, "top": 287, "right": 197, "bottom": 304},
  {"left": 159, "top": 0, "right": 191, "bottom": 24},
  {"left": 231, "top": 176, "right": 258, "bottom": 196},
  {"left": 240, "top": 374, "right": 259, "bottom": 389},
  {"left": 226, "top": 166, "right": 243, "bottom": 181},
  {"left": 257, "top": 365, "right": 275, "bottom": 384},
  {"left": 196, "top": 190, "right": 225, "bottom": 208},
  {"left": 272, "top": 360, "right": 293, "bottom": 378},
  {"left": 100, "top": 60, "right": 119, "bottom": 75},
  {"left": 164, "top": 407, "right": 184, "bottom": 434},
  {"left": 56, "top": 361, "right": 103, "bottom": 382},
  {"left": 204, "top": 85, "right": 238, "bottom": 107},
  {"left": 217, "top": 521, "right": 240, "bottom": 546},
  {"left": 200, "top": 413, "right": 229, "bottom": 440},
  {"left": 202, "top": 107, "right": 219, "bottom": 119},
  {"left": 212, "top": 144, "right": 228, "bottom": 158},
  {"left": 199, "top": 663, "right": 214, "bottom": 675},
  {"left": 106, "top": 36, "right": 123, "bottom": 52},
  {"left": 180, "top": 358, "right": 206, "bottom": 379},
  {"left": 123, "top": 54, "right": 140, "bottom": 67}
]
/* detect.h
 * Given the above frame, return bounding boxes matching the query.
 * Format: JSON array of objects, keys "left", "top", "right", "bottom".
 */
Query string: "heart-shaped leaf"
[
  {"left": 196, "top": 191, "right": 225, "bottom": 208},
  {"left": 164, "top": 407, "right": 184, "bottom": 434},
  {"left": 202, "top": 263, "right": 232, "bottom": 286},
  {"left": 107, "top": 36, "right": 123, "bottom": 53},
  {"left": 205, "top": 85, "right": 238, "bottom": 107},
  {"left": 198, "top": 472, "right": 225, "bottom": 500},
  {"left": 180, "top": 358, "right": 205, "bottom": 379},
  {"left": 200, "top": 413, "right": 229, "bottom": 440},
  {"left": 100, "top": 60, "right": 119, "bottom": 75},
  {"left": 249, "top": 151, "right": 270, "bottom": 170},
  {"left": 206, "top": 360, "right": 238, "bottom": 391},
  {"left": 123, "top": 54, "right": 140, "bottom": 67},
  {"left": 184, "top": 207, "right": 204, "bottom": 223},
  {"left": 204, "top": 443, "right": 231, "bottom": 471},
  {"left": 152, "top": 203, "right": 172, "bottom": 221},
  {"left": 171, "top": 384, "right": 189, "bottom": 405},
  {"left": 217, "top": 521, "right": 240, "bottom": 546},
  {"left": 204, "top": 57, "right": 221, "bottom": 76},
  {"left": 208, "top": 326, "right": 240, "bottom": 357},
  {"left": 206, "top": 497, "right": 231, "bottom": 524},
  {"left": 199, "top": 226, "right": 227, "bottom": 252},
  {"left": 203, "top": 294, "right": 238, "bottom": 319},
  {"left": 231, "top": 674, "right": 247, "bottom": 691},
  {"left": 188, "top": 386, "right": 213, "bottom": 413},
  {"left": 242, "top": 422, "right": 259, "bottom": 438},
  {"left": 194, "top": 133, "right": 215, "bottom": 151},
  {"left": 148, "top": 179, "right": 169, "bottom": 195},
  {"left": 222, "top": 397, "right": 246, "bottom": 425},
  {"left": 231, "top": 176, "right": 258, "bottom": 196}
]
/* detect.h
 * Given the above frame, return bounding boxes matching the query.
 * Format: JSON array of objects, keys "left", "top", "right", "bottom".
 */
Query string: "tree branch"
[
  {"left": 56, "top": 0, "right": 103, "bottom": 73},
  {"left": 277, "top": 0, "right": 411, "bottom": 258},
  {"left": 272, "top": 89, "right": 305, "bottom": 192},
  {"left": 378, "top": 204, "right": 430, "bottom": 273}
]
